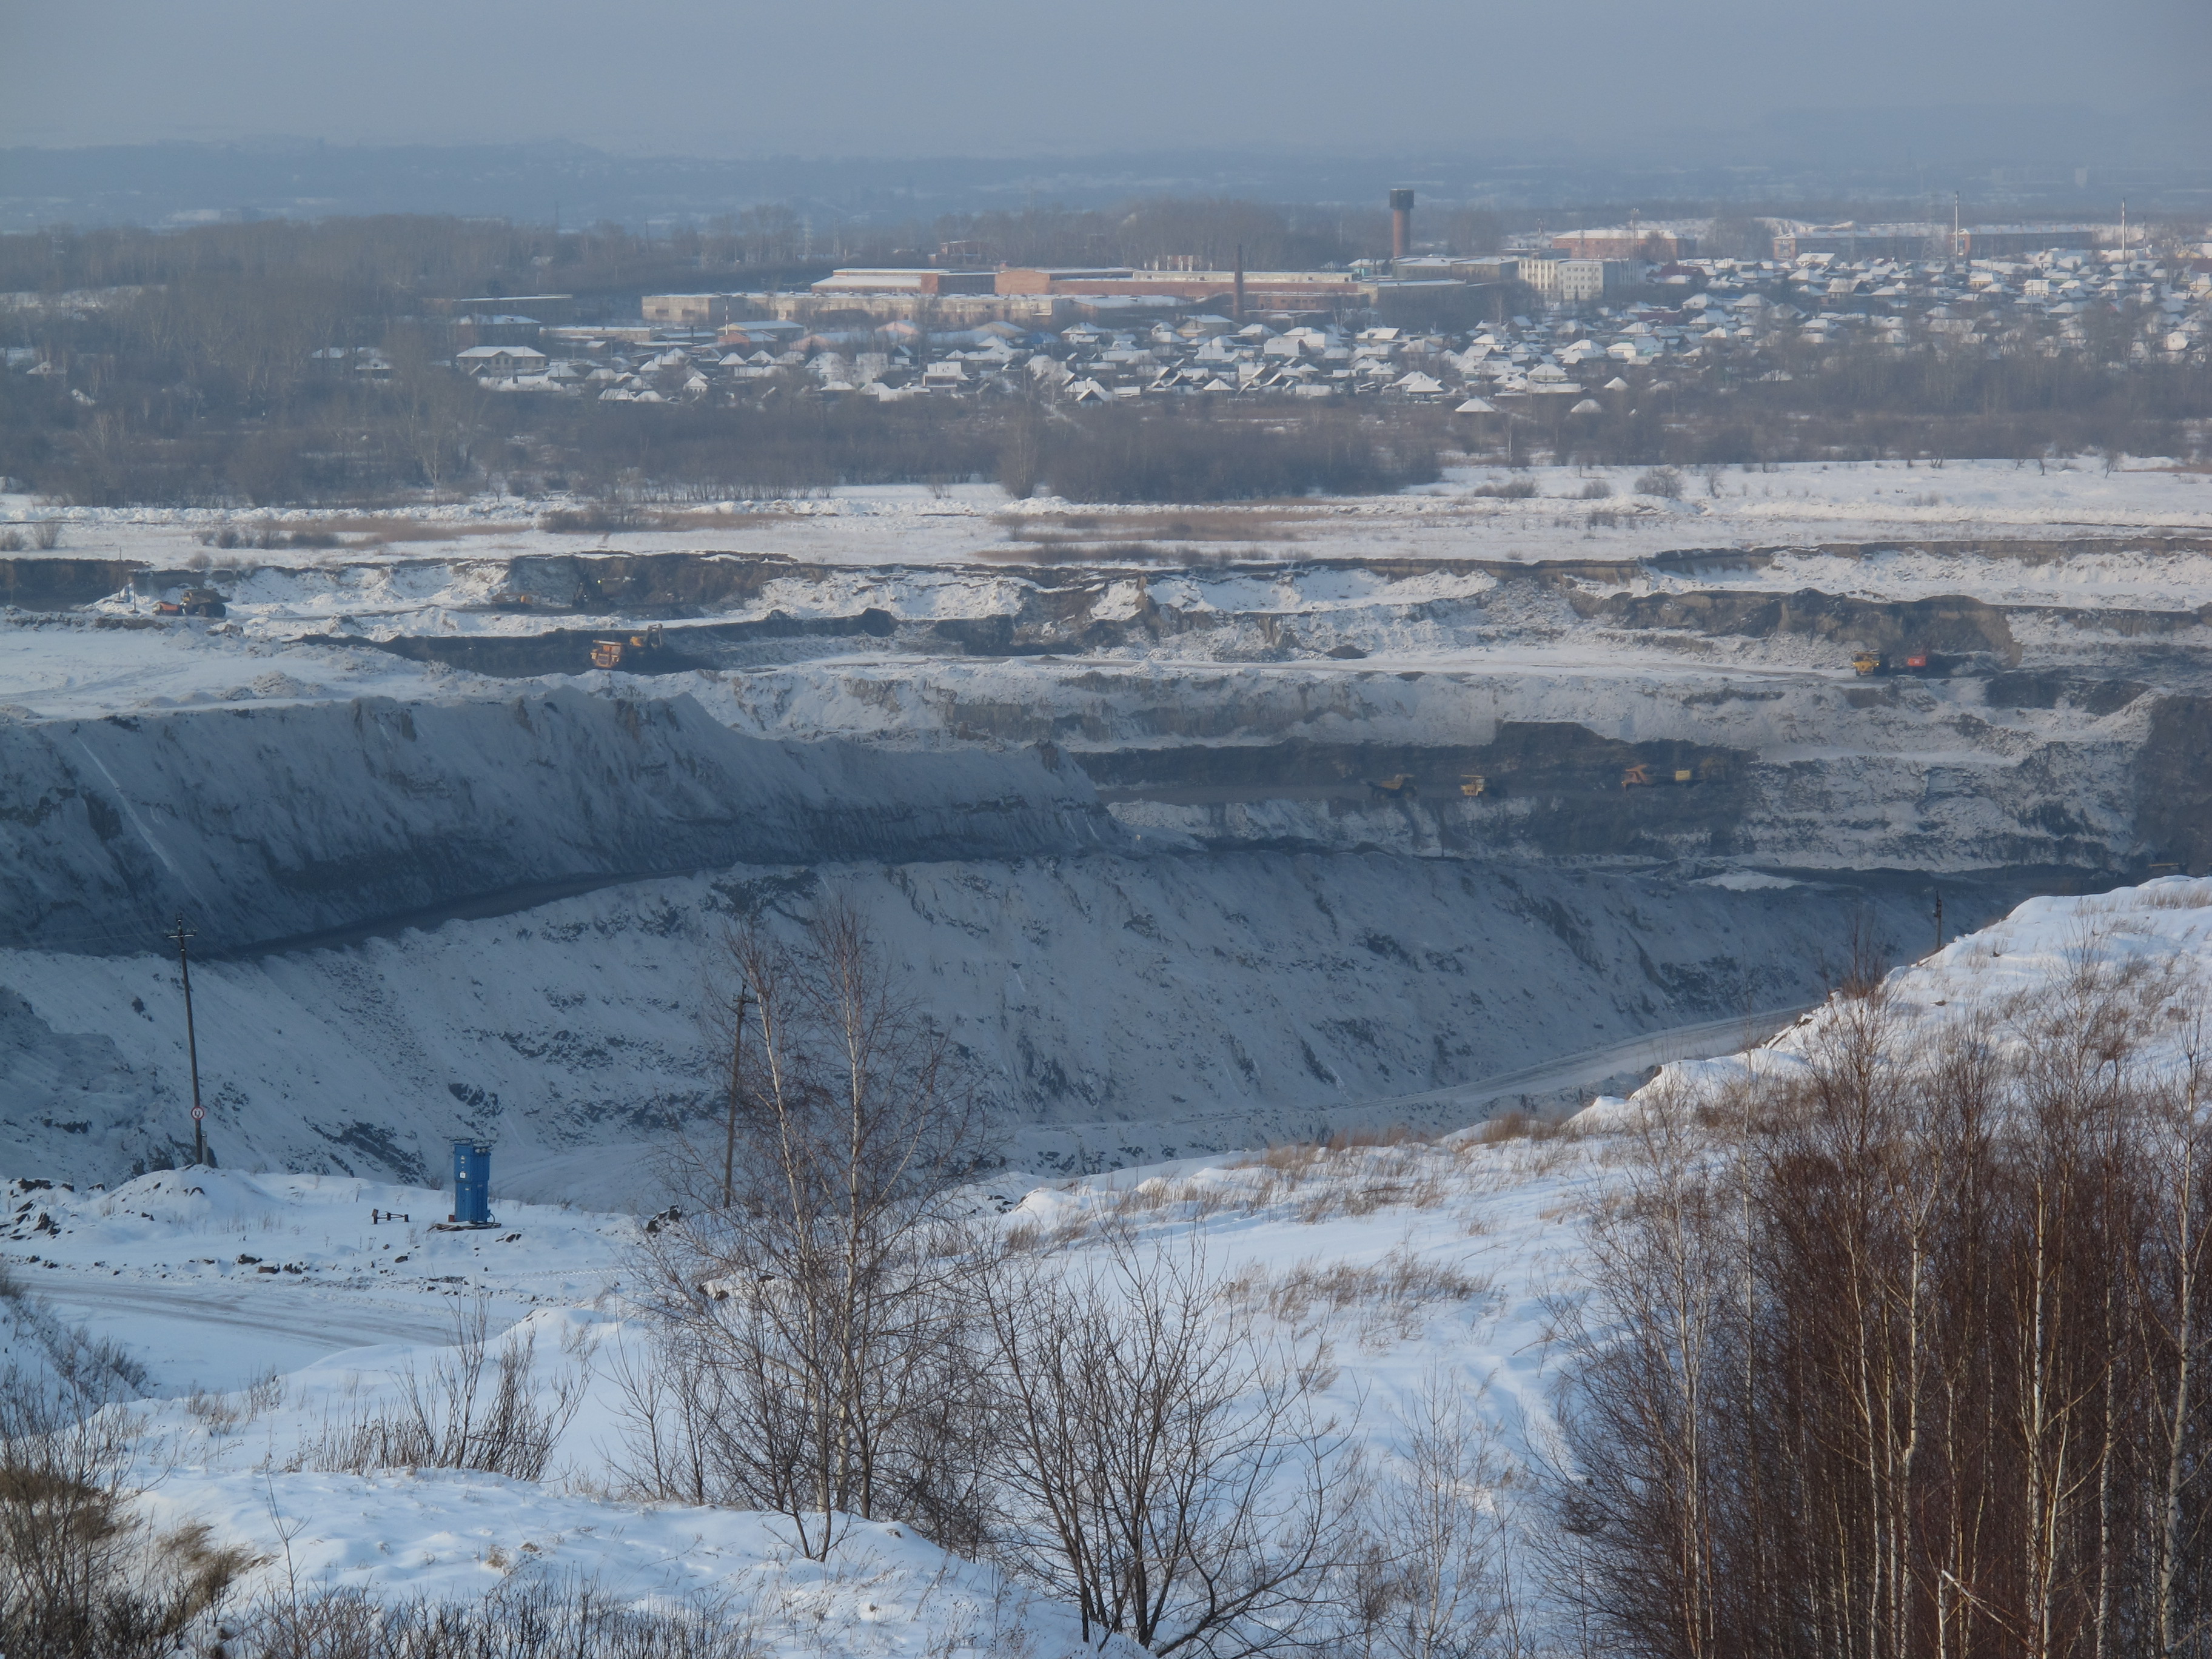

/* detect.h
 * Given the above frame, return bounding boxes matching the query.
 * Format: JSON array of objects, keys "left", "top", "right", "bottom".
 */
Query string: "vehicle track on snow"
[{"left": 28, "top": 1276, "right": 474, "bottom": 1353}]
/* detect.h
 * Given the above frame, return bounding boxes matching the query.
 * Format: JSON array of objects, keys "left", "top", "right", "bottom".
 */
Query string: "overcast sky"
[{"left": 6, "top": 0, "right": 2207, "bottom": 158}]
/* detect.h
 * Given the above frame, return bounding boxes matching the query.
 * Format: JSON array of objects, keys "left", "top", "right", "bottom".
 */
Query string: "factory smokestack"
[{"left": 1389, "top": 188, "right": 1415, "bottom": 261}]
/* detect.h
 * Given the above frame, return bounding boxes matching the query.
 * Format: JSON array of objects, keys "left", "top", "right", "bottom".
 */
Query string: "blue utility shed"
[{"left": 452, "top": 1140, "right": 494, "bottom": 1227}]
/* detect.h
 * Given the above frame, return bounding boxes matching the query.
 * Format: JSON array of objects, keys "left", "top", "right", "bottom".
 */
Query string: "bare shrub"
[
  {"left": 1030, "top": 1133, "right": 1512, "bottom": 1250},
  {"left": 1463, "top": 1112, "right": 1566, "bottom": 1146},
  {"left": 982, "top": 1238, "right": 1362, "bottom": 1654},
  {"left": 978, "top": 1236, "right": 1360, "bottom": 1655},
  {"left": 1469, "top": 478, "right": 1537, "bottom": 499},
  {"left": 0, "top": 529, "right": 23, "bottom": 552},
  {"left": 1026, "top": 406, "right": 1439, "bottom": 504},
  {"left": 1342, "top": 1375, "right": 1525, "bottom": 1659},
  {"left": 291, "top": 1298, "right": 587, "bottom": 1481},
  {"left": 235, "top": 524, "right": 338, "bottom": 550},
  {"left": 2145, "top": 879, "right": 2212, "bottom": 910},
  {"left": 1228, "top": 1248, "right": 1494, "bottom": 1346},
  {"left": 1104, "top": 1134, "right": 1469, "bottom": 1228},
  {"left": 238, "top": 1574, "right": 767, "bottom": 1658},
  {"left": 538, "top": 504, "right": 646, "bottom": 534},
  {"left": 1106, "top": 1173, "right": 1236, "bottom": 1224},
  {"left": 1633, "top": 466, "right": 1683, "bottom": 498},
  {"left": 184, "top": 1367, "right": 283, "bottom": 1438},
  {"left": 1327, "top": 1125, "right": 1435, "bottom": 1151},
  {"left": 997, "top": 506, "right": 1310, "bottom": 546},
  {"left": 623, "top": 897, "right": 988, "bottom": 1558},
  {"left": 1577, "top": 479, "right": 1612, "bottom": 499},
  {"left": 0, "top": 1366, "right": 253, "bottom": 1658},
  {"left": 0, "top": 1264, "right": 150, "bottom": 1399},
  {"left": 31, "top": 518, "right": 62, "bottom": 551}
]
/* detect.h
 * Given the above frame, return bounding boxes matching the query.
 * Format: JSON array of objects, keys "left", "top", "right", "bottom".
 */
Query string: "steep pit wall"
[
  {"left": 0, "top": 853, "right": 2034, "bottom": 1189},
  {"left": 693, "top": 659, "right": 2156, "bottom": 873},
  {"left": 363, "top": 608, "right": 897, "bottom": 677},
  {"left": 1, "top": 558, "right": 138, "bottom": 610},
  {"left": 229, "top": 549, "right": 2212, "bottom": 685},
  {"left": 2136, "top": 694, "right": 2212, "bottom": 874},
  {"left": 1569, "top": 586, "right": 2023, "bottom": 660},
  {"left": 0, "top": 688, "right": 1122, "bottom": 956}
]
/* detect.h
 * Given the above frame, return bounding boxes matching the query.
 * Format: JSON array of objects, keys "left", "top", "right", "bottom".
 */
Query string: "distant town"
[
  {"left": 4, "top": 193, "right": 2206, "bottom": 506},
  {"left": 374, "top": 199, "right": 2211, "bottom": 414}
]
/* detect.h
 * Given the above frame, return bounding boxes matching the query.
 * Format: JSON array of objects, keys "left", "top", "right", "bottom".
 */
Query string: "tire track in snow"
[{"left": 30, "top": 1276, "right": 468, "bottom": 1357}]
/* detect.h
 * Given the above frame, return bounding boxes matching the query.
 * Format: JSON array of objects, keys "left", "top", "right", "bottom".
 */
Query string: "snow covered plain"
[
  {"left": 9, "top": 458, "right": 2212, "bottom": 575},
  {"left": 7, "top": 877, "right": 2209, "bottom": 1651}
]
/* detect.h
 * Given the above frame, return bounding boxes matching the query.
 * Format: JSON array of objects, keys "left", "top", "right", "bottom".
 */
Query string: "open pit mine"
[{"left": 5, "top": 523, "right": 2208, "bottom": 1192}]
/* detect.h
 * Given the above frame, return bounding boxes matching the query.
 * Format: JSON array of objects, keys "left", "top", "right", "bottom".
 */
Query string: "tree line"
[{"left": 1558, "top": 940, "right": 2212, "bottom": 1659}]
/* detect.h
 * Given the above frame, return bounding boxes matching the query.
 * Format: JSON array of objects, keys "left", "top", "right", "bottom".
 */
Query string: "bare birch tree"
[
  {"left": 625, "top": 896, "right": 989, "bottom": 1557},
  {"left": 1553, "top": 945, "right": 2212, "bottom": 1659}
]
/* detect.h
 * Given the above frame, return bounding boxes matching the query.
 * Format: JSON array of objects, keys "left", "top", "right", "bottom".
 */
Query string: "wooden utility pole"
[
  {"left": 1934, "top": 890, "right": 1945, "bottom": 956},
  {"left": 164, "top": 914, "right": 207, "bottom": 1166}
]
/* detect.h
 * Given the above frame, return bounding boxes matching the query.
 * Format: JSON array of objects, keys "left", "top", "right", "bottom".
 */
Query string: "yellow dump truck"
[{"left": 589, "top": 624, "right": 666, "bottom": 669}]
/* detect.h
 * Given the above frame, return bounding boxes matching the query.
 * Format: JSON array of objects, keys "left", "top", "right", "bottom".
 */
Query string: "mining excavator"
[
  {"left": 1854, "top": 650, "right": 1940, "bottom": 677},
  {"left": 1622, "top": 763, "right": 1698, "bottom": 788},
  {"left": 1460, "top": 774, "right": 1486, "bottom": 797},
  {"left": 590, "top": 623, "right": 666, "bottom": 669},
  {"left": 1367, "top": 774, "right": 1418, "bottom": 799}
]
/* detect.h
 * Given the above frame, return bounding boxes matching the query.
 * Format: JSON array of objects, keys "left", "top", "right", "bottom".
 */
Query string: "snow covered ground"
[
  {"left": 2, "top": 1168, "right": 633, "bottom": 1393},
  {"left": 9, "top": 450, "right": 2211, "bottom": 1644},
  {"left": 9, "top": 460, "right": 2212, "bottom": 574},
  {"left": 0, "top": 617, "right": 455, "bottom": 721},
  {"left": 1598, "top": 871, "right": 2212, "bottom": 1121},
  {"left": 4, "top": 877, "right": 2208, "bottom": 1649},
  {"left": 142, "top": 1468, "right": 1114, "bottom": 1656},
  {"left": 5, "top": 458, "right": 2206, "bottom": 757},
  {"left": 5, "top": 1124, "right": 1600, "bottom": 1651}
]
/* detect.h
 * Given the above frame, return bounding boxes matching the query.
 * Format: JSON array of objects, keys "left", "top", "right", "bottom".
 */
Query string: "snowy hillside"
[
  {"left": 1595, "top": 872, "right": 2212, "bottom": 1121},
  {"left": 5, "top": 1121, "right": 1601, "bottom": 1651},
  {"left": 4, "top": 877, "right": 2208, "bottom": 1649},
  {"left": 0, "top": 851, "right": 1986, "bottom": 1191}
]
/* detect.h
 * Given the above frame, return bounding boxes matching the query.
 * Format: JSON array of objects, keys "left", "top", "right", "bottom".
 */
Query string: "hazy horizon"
[{"left": 8, "top": 0, "right": 2208, "bottom": 162}]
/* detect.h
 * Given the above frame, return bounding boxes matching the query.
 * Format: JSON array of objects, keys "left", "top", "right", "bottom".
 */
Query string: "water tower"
[{"left": 1389, "top": 189, "right": 1416, "bottom": 261}]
